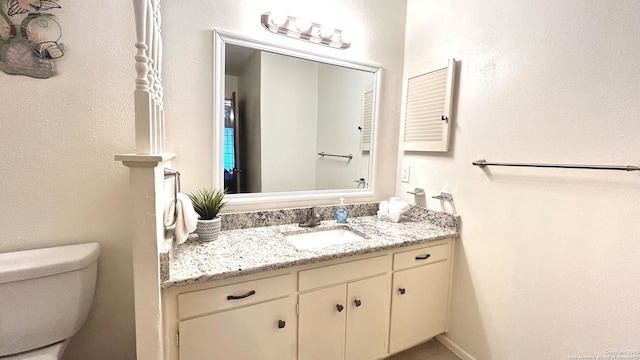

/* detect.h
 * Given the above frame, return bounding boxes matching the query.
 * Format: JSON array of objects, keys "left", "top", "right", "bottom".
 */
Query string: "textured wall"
[
  {"left": 0, "top": 1, "right": 405, "bottom": 358},
  {"left": 400, "top": 0, "right": 640, "bottom": 359},
  {"left": 0, "top": 1, "right": 137, "bottom": 359},
  {"left": 162, "top": 0, "right": 407, "bottom": 210}
]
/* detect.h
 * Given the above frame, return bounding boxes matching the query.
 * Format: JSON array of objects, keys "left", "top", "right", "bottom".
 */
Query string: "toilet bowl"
[
  {"left": 0, "top": 243, "right": 100, "bottom": 359},
  {"left": 1, "top": 340, "right": 68, "bottom": 360}
]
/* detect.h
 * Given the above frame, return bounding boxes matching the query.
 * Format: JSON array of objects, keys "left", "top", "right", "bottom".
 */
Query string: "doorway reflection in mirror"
[{"left": 224, "top": 44, "right": 374, "bottom": 195}]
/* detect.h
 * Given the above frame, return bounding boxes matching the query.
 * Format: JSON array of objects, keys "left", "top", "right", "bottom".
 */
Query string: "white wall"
[
  {"left": 7, "top": 1, "right": 637, "bottom": 359},
  {"left": 238, "top": 51, "right": 263, "bottom": 192},
  {"left": 0, "top": 1, "right": 137, "bottom": 359},
  {"left": 260, "top": 51, "right": 318, "bottom": 192},
  {"left": 224, "top": 75, "right": 238, "bottom": 98},
  {"left": 399, "top": 1, "right": 640, "bottom": 359},
  {"left": 316, "top": 64, "right": 372, "bottom": 190},
  {"left": 162, "top": 0, "right": 407, "bottom": 211}
]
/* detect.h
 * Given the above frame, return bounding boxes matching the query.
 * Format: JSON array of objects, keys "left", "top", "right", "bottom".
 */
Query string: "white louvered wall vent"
[
  {"left": 403, "top": 59, "right": 456, "bottom": 152},
  {"left": 360, "top": 84, "right": 373, "bottom": 151}
]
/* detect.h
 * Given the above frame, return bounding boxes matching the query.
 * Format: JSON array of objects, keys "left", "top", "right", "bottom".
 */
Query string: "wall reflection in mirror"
[{"left": 222, "top": 43, "right": 376, "bottom": 195}]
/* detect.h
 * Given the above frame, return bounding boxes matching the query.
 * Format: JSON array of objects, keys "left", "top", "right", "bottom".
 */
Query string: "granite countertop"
[{"left": 163, "top": 207, "right": 459, "bottom": 289}]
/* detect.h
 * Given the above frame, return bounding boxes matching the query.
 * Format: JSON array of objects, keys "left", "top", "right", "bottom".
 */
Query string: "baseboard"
[{"left": 436, "top": 334, "right": 477, "bottom": 360}]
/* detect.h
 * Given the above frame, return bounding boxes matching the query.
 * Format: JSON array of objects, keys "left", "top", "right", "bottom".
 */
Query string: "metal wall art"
[{"left": 0, "top": 0, "right": 64, "bottom": 78}]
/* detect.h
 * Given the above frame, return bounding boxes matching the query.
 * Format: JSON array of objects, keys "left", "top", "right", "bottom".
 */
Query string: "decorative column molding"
[
  {"left": 116, "top": 153, "right": 176, "bottom": 360},
  {"left": 132, "top": 0, "right": 165, "bottom": 155},
  {"left": 124, "top": 0, "right": 169, "bottom": 357}
]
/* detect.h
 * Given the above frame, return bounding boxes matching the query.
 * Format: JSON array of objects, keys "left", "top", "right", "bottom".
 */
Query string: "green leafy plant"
[{"left": 187, "top": 189, "right": 228, "bottom": 220}]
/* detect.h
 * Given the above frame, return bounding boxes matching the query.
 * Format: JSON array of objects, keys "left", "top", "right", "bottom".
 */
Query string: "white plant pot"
[{"left": 196, "top": 217, "right": 222, "bottom": 242}]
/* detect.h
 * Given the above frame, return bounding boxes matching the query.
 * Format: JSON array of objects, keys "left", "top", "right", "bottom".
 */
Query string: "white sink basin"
[{"left": 285, "top": 228, "right": 366, "bottom": 250}]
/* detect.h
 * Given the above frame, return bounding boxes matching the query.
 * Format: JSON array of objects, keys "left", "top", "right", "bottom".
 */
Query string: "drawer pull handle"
[
  {"left": 354, "top": 299, "right": 362, "bottom": 307},
  {"left": 398, "top": 288, "right": 406, "bottom": 295},
  {"left": 278, "top": 320, "right": 286, "bottom": 329},
  {"left": 336, "top": 304, "right": 344, "bottom": 312},
  {"left": 226, "top": 290, "right": 256, "bottom": 300},
  {"left": 415, "top": 254, "right": 431, "bottom": 260}
]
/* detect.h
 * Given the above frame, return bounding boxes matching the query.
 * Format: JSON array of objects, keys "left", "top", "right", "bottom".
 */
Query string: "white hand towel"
[
  {"left": 164, "top": 193, "right": 199, "bottom": 244},
  {"left": 389, "top": 199, "right": 411, "bottom": 215}
]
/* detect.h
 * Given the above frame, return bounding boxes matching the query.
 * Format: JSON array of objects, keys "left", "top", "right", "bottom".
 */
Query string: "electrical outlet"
[{"left": 401, "top": 166, "right": 410, "bottom": 183}]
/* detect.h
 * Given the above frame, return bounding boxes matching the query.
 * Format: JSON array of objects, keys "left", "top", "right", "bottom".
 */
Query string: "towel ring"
[{"left": 164, "top": 168, "right": 181, "bottom": 227}]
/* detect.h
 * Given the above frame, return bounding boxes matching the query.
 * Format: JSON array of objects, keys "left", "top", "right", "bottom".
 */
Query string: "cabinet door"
[
  {"left": 389, "top": 260, "right": 450, "bottom": 353},
  {"left": 298, "top": 284, "right": 347, "bottom": 360},
  {"left": 345, "top": 275, "right": 390, "bottom": 360},
  {"left": 178, "top": 297, "right": 296, "bottom": 360}
]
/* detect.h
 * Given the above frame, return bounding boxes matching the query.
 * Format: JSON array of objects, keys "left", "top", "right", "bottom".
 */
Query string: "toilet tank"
[{"left": 0, "top": 242, "right": 101, "bottom": 357}]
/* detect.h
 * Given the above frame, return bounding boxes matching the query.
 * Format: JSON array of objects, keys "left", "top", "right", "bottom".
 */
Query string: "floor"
[{"left": 384, "top": 338, "right": 461, "bottom": 360}]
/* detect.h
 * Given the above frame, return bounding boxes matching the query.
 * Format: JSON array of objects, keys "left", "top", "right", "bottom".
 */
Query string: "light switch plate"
[{"left": 401, "top": 166, "right": 410, "bottom": 183}]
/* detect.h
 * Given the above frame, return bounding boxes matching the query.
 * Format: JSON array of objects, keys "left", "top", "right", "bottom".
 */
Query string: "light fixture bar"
[{"left": 260, "top": 12, "right": 351, "bottom": 50}]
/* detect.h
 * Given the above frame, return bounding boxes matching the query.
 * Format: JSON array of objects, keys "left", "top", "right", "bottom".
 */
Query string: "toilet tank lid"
[{"left": 0, "top": 242, "right": 101, "bottom": 284}]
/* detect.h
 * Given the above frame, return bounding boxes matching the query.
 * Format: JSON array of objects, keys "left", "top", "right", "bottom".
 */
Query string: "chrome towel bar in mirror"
[{"left": 318, "top": 152, "right": 353, "bottom": 160}]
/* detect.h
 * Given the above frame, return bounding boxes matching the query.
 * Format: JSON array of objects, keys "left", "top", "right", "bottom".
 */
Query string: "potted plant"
[{"left": 187, "top": 188, "right": 228, "bottom": 242}]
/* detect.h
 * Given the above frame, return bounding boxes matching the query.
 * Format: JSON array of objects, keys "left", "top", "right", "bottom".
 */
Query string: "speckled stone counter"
[{"left": 162, "top": 205, "right": 459, "bottom": 288}]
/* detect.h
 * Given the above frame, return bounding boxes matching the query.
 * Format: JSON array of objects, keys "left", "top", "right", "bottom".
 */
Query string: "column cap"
[{"left": 115, "top": 153, "right": 176, "bottom": 167}]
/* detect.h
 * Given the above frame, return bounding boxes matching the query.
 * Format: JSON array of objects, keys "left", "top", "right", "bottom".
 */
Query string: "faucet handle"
[
  {"left": 298, "top": 207, "right": 322, "bottom": 227},
  {"left": 311, "top": 207, "right": 321, "bottom": 222}
]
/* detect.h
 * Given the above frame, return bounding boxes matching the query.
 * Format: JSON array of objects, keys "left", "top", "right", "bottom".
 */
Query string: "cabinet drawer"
[
  {"left": 178, "top": 273, "right": 295, "bottom": 319},
  {"left": 393, "top": 242, "right": 451, "bottom": 271},
  {"left": 299, "top": 255, "right": 389, "bottom": 291}
]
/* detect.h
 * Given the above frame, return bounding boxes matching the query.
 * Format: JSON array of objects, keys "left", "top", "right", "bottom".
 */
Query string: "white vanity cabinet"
[
  {"left": 162, "top": 239, "right": 454, "bottom": 360},
  {"left": 389, "top": 242, "right": 453, "bottom": 353},
  {"left": 297, "top": 256, "right": 390, "bottom": 360}
]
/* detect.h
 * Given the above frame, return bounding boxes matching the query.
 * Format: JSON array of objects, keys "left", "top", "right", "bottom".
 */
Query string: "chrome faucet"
[{"left": 299, "top": 207, "right": 322, "bottom": 227}]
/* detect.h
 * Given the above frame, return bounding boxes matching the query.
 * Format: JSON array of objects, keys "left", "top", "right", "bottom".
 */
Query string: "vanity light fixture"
[{"left": 260, "top": 12, "right": 351, "bottom": 49}]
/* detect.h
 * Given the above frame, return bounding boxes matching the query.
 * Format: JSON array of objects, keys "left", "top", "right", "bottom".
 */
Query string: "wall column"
[{"left": 116, "top": 153, "right": 175, "bottom": 360}]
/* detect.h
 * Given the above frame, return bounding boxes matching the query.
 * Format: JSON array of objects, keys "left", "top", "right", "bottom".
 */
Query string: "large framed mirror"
[{"left": 213, "top": 30, "right": 381, "bottom": 204}]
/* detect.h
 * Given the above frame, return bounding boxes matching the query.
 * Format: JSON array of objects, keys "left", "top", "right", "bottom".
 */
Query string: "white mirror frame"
[{"left": 213, "top": 29, "right": 381, "bottom": 205}]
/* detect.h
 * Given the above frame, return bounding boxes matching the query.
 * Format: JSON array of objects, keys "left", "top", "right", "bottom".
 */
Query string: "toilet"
[{"left": 0, "top": 242, "right": 101, "bottom": 359}]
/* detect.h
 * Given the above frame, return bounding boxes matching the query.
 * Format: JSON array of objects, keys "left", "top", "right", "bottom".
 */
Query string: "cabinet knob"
[
  {"left": 336, "top": 304, "right": 344, "bottom": 312},
  {"left": 354, "top": 299, "right": 362, "bottom": 307},
  {"left": 415, "top": 254, "right": 431, "bottom": 260},
  {"left": 278, "top": 320, "right": 286, "bottom": 329},
  {"left": 398, "top": 288, "right": 406, "bottom": 295}
]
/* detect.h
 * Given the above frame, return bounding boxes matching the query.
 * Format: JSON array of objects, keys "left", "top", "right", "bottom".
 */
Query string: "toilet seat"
[{"left": 0, "top": 340, "right": 68, "bottom": 360}]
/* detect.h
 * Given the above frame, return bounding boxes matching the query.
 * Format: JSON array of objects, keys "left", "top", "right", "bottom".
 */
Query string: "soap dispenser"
[{"left": 336, "top": 198, "right": 348, "bottom": 223}]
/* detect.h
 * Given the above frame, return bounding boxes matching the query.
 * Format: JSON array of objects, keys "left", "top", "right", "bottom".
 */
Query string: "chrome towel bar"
[
  {"left": 318, "top": 152, "right": 353, "bottom": 160},
  {"left": 473, "top": 159, "right": 640, "bottom": 172}
]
